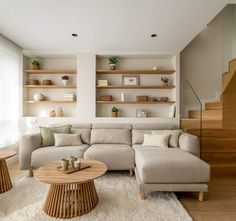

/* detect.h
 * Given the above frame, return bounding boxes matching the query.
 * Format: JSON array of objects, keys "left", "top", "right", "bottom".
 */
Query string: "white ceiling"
[{"left": 0, "top": 0, "right": 234, "bottom": 53}]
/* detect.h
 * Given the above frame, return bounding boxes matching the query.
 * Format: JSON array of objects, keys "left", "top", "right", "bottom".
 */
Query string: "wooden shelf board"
[
  {"left": 24, "top": 85, "right": 77, "bottom": 89},
  {"left": 96, "top": 85, "right": 175, "bottom": 89},
  {"left": 96, "top": 101, "right": 175, "bottom": 104},
  {"left": 24, "top": 100, "right": 76, "bottom": 104},
  {"left": 96, "top": 70, "right": 175, "bottom": 75},
  {"left": 24, "top": 70, "right": 77, "bottom": 74}
]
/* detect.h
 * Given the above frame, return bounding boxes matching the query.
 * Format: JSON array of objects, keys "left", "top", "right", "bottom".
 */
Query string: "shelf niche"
[{"left": 96, "top": 54, "right": 177, "bottom": 118}]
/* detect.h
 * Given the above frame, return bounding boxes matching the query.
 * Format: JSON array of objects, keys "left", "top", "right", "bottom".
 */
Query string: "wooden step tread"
[
  {"left": 181, "top": 119, "right": 222, "bottom": 129},
  {"left": 189, "top": 110, "right": 222, "bottom": 120},
  {"left": 205, "top": 101, "right": 222, "bottom": 110}
]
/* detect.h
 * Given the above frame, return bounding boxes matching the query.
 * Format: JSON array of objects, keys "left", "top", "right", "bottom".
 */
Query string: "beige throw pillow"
[
  {"left": 152, "top": 130, "right": 182, "bottom": 148},
  {"left": 54, "top": 133, "right": 82, "bottom": 147},
  {"left": 142, "top": 134, "right": 170, "bottom": 148}
]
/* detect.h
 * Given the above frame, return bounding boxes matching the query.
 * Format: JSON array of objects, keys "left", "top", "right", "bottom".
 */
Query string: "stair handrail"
[{"left": 186, "top": 80, "right": 203, "bottom": 158}]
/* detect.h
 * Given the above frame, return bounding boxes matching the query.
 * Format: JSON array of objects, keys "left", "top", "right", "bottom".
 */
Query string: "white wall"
[{"left": 180, "top": 4, "right": 236, "bottom": 112}]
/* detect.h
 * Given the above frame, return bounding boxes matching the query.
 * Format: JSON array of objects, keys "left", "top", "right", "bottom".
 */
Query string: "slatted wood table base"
[
  {"left": 43, "top": 181, "right": 98, "bottom": 218},
  {"left": 0, "top": 159, "right": 13, "bottom": 193}
]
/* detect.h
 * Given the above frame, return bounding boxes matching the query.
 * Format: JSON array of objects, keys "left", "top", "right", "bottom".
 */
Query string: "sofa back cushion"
[
  {"left": 50, "top": 123, "right": 91, "bottom": 144},
  {"left": 90, "top": 129, "right": 131, "bottom": 145},
  {"left": 92, "top": 123, "right": 131, "bottom": 129},
  {"left": 131, "top": 123, "right": 176, "bottom": 145}
]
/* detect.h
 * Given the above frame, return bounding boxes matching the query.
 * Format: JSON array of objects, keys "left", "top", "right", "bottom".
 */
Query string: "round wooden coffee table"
[
  {"left": 35, "top": 159, "right": 107, "bottom": 219},
  {"left": 0, "top": 150, "right": 16, "bottom": 193}
]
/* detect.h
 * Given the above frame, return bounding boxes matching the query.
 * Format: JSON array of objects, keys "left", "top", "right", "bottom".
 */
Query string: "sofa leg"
[
  {"left": 198, "top": 192, "right": 204, "bottom": 201},
  {"left": 139, "top": 191, "right": 146, "bottom": 200},
  {"left": 29, "top": 169, "right": 34, "bottom": 177},
  {"left": 129, "top": 169, "right": 134, "bottom": 176}
]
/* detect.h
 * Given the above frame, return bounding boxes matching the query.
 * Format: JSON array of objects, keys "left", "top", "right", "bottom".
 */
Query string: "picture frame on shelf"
[
  {"left": 122, "top": 75, "right": 139, "bottom": 86},
  {"left": 98, "top": 80, "right": 108, "bottom": 86},
  {"left": 136, "top": 108, "right": 147, "bottom": 118}
]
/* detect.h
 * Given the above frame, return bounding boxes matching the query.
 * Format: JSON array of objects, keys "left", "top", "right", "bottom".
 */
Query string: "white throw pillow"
[
  {"left": 142, "top": 134, "right": 170, "bottom": 148},
  {"left": 152, "top": 130, "right": 182, "bottom": 148},
  {"left": 54, "top": 133, "right": 82, "bottom": 147}
]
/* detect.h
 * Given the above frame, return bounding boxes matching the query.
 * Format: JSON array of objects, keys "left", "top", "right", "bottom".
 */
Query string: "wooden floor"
[{"left": 7, "top": 161, "right": 236, "bottom": 221}]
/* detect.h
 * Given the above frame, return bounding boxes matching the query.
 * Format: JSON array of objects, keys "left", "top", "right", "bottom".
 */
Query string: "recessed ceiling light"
[
  {"left": 151, "top": 33, "right": 157, "bottom": 38},
  {"left": 72, "top": 33, "right": 78, "bottom": 37}
]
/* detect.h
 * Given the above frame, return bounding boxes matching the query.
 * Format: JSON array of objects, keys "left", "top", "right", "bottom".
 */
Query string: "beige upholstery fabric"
[
  {"left": 31, "top": 145, "right": 89, "bottom": 169},
  {"left": 90, "top": 129, "right": 131, "bottom": 145},
  {"left": 92, "top": 123, "right": 131, "bottom": 129},
  {"left": 135, "top": 147, "right": 210, "bottom": 183},
  {"left": 179, "top": 133, "right": 200, "bottom": 157},
  {"left": 54, "top": 133, "right": 82, "bottom": 147},
  {"left": 132, "top": 123, "right": 175, "bottom": 130},
  {"left": 71, "top": 128, "right": 91, "bottom": 144},
  {"left": 135, "top": 168, "right": 208, "bottom": 192},
  {"left": 142, "top": 134, "right": 170, "bottom": 147},
  {"left": 84, "top": 144, "right": 135, "bottom": 170},
  {"left": 19, "top": 133, "right": 41, "bottom": 170},
  {"left": 132, "top": 130, "right": 152, "bottom": 145}
]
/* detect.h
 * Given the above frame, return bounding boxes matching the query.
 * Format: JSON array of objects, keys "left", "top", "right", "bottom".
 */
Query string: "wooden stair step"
[
  {"left": 205, "top": 101, "right": 222, "bottom": 110},
  {"left": 188, "top": 110, "right": 222, "bottom": 120},
  {"left": 210, "top": 163, "right": 236, "bottom": 175},
  {"left": 185, "top": 129, "right": 236, "bottom": 139},
  {"left": 181, "top": 119, "right": 222, "bottom": 129}
]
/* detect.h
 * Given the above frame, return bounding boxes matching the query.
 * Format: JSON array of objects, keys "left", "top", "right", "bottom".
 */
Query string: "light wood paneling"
[
  {"left": 97, "top": 100, "right": 175, "bottom": 104},
  {"left": 96, "top": 69, "right": 175, "bottom": 75},
  {"left": 24, "top": 100, "right": 76, "bottom": 104},
  {"left": 24, "top": 70, "right": 77, "bottom": 74},
  {"left": 205, "top": 101, "right": 222, "bottom": 110},
  {"left": 188, "top": 110, "right": 222, "bottom": 120},
  {"left": 181, "top": 119, "right": 222, "bottom": 129},
  {"left": 96, "top": 85, "right": 175, "bottom": 89},
  {"left": 223, "top": 72, "right": 236, "bottom": 129},
  {"left": 24, "top": 85, "right": 77, "bottom": 89}
]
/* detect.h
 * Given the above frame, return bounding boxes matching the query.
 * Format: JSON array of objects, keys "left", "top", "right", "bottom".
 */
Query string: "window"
[{"left": 0, "top": 36, "right": 21, "bottom": 148}]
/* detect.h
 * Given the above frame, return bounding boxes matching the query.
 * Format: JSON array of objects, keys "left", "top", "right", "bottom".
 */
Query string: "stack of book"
[{"left": 63, "top": 93, "right": 75, "bottom": 101}]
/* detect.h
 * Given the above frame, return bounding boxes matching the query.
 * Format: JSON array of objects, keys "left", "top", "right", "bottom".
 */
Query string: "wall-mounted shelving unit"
[
  {"left": 96, "top": 55, "right": 177, "bottom": 118},
  {"left": 23, "top": 56, "right": 77, "bottom": 117}
]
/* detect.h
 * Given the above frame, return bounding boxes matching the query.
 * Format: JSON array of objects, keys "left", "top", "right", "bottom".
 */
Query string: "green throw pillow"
[
  {"left": 151, "top": 130, "right": 182, "bottom": 148},
  {"left": 40, "top": 125, "right": 72, "bottom": 147}
]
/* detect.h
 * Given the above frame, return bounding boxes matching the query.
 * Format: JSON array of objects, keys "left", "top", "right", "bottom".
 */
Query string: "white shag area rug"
[{"left": 0, "top": 172, "right": 192, "bottom": 221}]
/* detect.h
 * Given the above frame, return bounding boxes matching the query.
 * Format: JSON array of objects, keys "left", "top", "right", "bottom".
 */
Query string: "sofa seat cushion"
[
  {"left": 84, "top": 144, "right": 134, "bottom": 170},
  {"left": 31, "top": 145, "right": 89, "bottom": 169},
  {"left": 135, "top": 147, "right": 210, "bottom": 183}
]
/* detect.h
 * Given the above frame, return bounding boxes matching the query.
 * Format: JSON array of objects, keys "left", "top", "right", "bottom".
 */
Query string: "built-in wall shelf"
[
  {"left": 24, "top": 100, "right": 77, "bottom": 104},
  {"left": 24, "top": 70, "right": 77, "bottom": 74},
  {"left": 96, "top": 85, "right": 175, "bottom": 89},
  {"left": 96, "top": 70, "right": 175, "bottom": 75},
  {"left": 96, "top": 101, "right": 175, "bottom": 104},
  {"left": 24, "top": 85, "right": 77, "bottom": 89}
]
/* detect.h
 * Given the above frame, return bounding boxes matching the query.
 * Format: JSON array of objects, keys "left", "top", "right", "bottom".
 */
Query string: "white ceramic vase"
[
  {"left": 62, "top": 79, "right": 69, "bottom": 86},
  {"left": 33, "top": 93, "right": 44, "bottom": 101}
]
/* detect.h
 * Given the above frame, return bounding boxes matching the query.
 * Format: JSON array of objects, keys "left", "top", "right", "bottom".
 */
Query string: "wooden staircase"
[{"left": 181, "top": 59, "right": 236, "bottom": 175}]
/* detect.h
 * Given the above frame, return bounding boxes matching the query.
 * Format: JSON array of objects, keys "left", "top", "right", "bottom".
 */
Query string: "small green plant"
[
  {"left": 108, "top": 57, "right": 118, "bottom": 64},
  {"left": 111, "top": 106, "right": 118, "bottom": 112},
  {"left": 161, "top": 77, "right": 169, "bottom": 83},
  {"left": 31, "top": 59, "right": 40, "bottom": 66},
  {"left": 61, "top": 75, "right": 70, "bottom": 80}
]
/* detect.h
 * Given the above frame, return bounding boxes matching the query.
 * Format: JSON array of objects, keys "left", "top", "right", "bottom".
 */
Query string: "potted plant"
[
  {"left": 161, "top": 77, "right": 169, "bottom": 86},
  {"left": 108, "top": 57, "right": 118, "bottom": 70},
  {"left": 111, "top": 106, "right": 119, "bottom": 117},
  {"left": 31, "top": 59, "right": 40, "bottom": 70},
  {"left": 61, "top": 75, "right": 70, "bottom": 86}
]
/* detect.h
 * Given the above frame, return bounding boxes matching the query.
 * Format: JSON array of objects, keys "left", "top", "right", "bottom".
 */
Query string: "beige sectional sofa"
[{"left": 19, "top": 123, "right": 210, "bottom": 201}]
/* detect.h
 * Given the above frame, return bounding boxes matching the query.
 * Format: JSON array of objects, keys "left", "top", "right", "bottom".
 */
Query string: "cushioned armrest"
[
  {"left": 19, "top": 133, "right": 41, "bottom": 170},
  {"left": 179, "top": 133, "right": 200, "bottom": 157}
]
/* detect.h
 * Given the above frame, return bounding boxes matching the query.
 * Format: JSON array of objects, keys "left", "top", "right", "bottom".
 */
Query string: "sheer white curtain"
[{"left": 0, "top": 35, "right": 21, "bottom": 148}]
